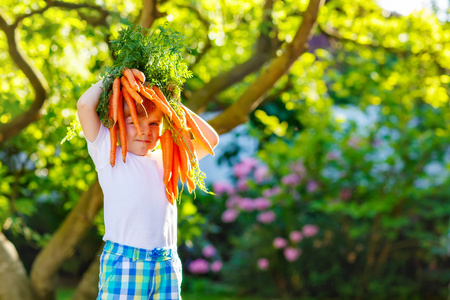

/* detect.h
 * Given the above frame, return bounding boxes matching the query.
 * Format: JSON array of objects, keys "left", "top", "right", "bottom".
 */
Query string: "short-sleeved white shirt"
[{"left": 87, "top": 124, "right": 177, "bottom": 250}]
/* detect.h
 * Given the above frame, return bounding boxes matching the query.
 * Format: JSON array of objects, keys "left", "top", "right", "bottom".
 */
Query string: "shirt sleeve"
[{"left": 86, "top": 124, "right": 111, "bottom": 171}]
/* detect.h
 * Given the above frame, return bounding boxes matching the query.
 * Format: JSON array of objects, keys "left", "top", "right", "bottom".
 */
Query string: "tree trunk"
[
  {"left": 209, "top": 0, "right": 325, "bottom": 134},
  {"left": 72, "top": 245, "right": 103, "bottom": 300},
  {"left": 30, "top": 179, "right": 103, "bottom": 300},
  {"left": 0, "top": 232, "right": 35, "bottom": 300}
]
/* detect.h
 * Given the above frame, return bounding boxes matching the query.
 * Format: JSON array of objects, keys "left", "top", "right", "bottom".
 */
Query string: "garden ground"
[{"left": 56, "top": 276, "right": 297, "bottom": 300}]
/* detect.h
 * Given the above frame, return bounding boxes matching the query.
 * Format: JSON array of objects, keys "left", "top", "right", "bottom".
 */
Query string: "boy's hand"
[{"left": 77, "top": 80, "right": 103, "bottom": 142}]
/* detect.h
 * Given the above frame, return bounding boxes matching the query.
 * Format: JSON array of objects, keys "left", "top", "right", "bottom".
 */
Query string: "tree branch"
[
  {"left": 208, "top": 0, "right": 325, "bottom": 134},
  {"left": 0, "top": 1, "right": 109, "bottom": 145},
  {"left": 185, "top": 0, "right": 280, "bottom": 113},
  {"left": 259, "top": 74, "right": 294, "bottom": 106},
  {"left": 140, "top": 0, "right": 166, "bottom": 29},
  {"left": 175, "top": 3, "right": 212, "bottom": 67},
  {"left": 0, "top": 12, "right": 50, "bottom": 145},
  {"left": 318, "top": 22, "right": 449, "bottom": 72},
  {"left": 13, "top": 1, "right": 109, "bottom": 28}
]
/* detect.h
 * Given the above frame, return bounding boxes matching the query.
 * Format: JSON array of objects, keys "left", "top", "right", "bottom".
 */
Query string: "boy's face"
[{"left": 124, "top": 108, "right": 164, "bottom": 156}]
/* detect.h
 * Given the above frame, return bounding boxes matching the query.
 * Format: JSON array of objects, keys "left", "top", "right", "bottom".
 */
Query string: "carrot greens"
[{"left": 97, "top": 24, "right": 192, "bottom": 128}]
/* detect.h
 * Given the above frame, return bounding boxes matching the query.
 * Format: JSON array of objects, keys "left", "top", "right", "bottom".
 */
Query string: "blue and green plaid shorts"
[{"left": 97, "top": 241, "right": 182, "bottom": 300}]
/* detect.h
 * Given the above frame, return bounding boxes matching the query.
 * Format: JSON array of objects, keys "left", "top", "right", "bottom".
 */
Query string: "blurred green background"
[{"left": 0, "top": 0, "right": 449, "bottom": 299}]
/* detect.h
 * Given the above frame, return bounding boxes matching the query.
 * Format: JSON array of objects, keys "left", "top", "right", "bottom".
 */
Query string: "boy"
[{"left": 77, "top": 80, "right": 219, "bottom": 299}]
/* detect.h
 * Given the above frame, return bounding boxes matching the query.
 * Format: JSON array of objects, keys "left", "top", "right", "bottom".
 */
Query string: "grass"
[
  {"left": 56, "top": 276, "right": 293, "bottom": 300},
  {"left": 57, "top": 288, "right": 284, "bottom": 300}
]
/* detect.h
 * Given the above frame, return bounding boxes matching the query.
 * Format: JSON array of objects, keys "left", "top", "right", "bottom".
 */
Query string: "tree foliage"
[{"left": 0, "top": 0, "right": 448, "bottom": 299}]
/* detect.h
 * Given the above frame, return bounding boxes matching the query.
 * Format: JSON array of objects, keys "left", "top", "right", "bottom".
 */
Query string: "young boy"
[{"left": 77, "top": 80, "right": 219, "bottom": 299}]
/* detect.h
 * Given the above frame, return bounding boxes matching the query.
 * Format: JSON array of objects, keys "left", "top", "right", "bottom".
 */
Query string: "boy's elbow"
[
  {"left": 76, "top": 99, "right": 89, "bottom": 115},
  {"left": 77, "top": 95, "right": 96, "bottom": 112},
  {"left": 211, "top": 133, "right": 219, "bottom": 149}
]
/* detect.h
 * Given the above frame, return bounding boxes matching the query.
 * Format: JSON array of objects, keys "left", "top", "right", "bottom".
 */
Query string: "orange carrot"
[
  {"left": 112, "top": 77, "right": 121, "bottom": 122},
  {"left": 177, "top": 135, "right": 188, "bottom": 185},
  {"left": 152, "top": 85, "right": 184, "bottom": 128},
  {"left": 165, "top": 185, "right": 174, "bottom": 205},
  {"left": 179, "top": 128, "right": 197, "bottom": 193},
  {"left": 109, "top": 124, "right": 117, "bottom": 167},
  {"left": 131, "top": 68, "right": 146, "bottom": 83},
  {"left": 109, "top": 92, "right": 117, "bottom": 167},
  {"left": 182, "top": 106, "right": 215, "bottom": 156},
  {"left": 122, "top": 67, "right": 139, "bottom": 91},
  {"left": 161, "top": 130, "right": 174, "bottom": 185},
  {"left": 152, "top": 85, "right": 168, "bottom": 105},
  {"left": 172, "top": 143, "right": 180, "bottom": 200},
  {"left": 180, "top": 128, "right": 197, "bottom": 161},
  {"left": 121, "top": 76, "right": 144, "bottom": 105},
  {"left": 122, "top": 87, "right": 143, "bottom": 139},
  {"left": 117, "top": 90, "right": 127, "bottom": 162},
  {"left": 185, "top": 164, "right": 195, "bottom": 193},
  {"left": 161, "top": 130, "right": 175, "bottom": 204},
  {"left": 139, "top": 84, "right": 173, "bottom": 118}
]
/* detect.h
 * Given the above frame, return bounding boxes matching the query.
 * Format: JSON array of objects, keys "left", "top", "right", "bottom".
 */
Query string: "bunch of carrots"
[{"left": 108, "top": 67, "right": 214, "bottom": 204}]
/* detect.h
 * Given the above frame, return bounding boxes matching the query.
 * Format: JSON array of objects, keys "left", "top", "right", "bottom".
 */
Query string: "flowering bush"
[
  {"left": 184, "top": 243, "right": 223, "bottom": 276},
  {"left": 182, "top": 109, "right": 450, "bottom": 299}
]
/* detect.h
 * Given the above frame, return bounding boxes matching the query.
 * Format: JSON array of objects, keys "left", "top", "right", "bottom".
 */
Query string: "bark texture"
[
  {"left": 72, "top": 246, "right": 103, "bottom": 300},
  {"left": 209, "top": 0, "right": 325, "bottom": 134},
  {"left": 30, "top": 179, "right": 103, "bottom": 300},
  {"left": 0, "top": 232, "right": 34, "bottom": 300},
  {"left": 0, "top": 0, "right": 325, "bottom": 298}
]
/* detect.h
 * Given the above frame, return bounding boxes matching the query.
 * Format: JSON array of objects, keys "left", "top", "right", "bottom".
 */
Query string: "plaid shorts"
[{"left": 97, "top": 241, "right": 182, "bottom": 300}]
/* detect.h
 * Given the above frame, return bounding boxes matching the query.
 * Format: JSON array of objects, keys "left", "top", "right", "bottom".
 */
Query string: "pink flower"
[
  {"left": 347, "top": 137, "right": 360, "bottom": 149},
  {"left": 222, "top": 209, "right": 239, "bottom": 223},
  {"left": 257, "top": 258, "right": 269, "bottom": 270},
  {"left": 254, "top": 165, "right": 269, "bottom": 183},
  {"left": 372, "top": 138, "right": 382, "bottom": 147},
  {"left": 212, "top": 181, "right": 234, "bottom": 195},
  {"left": 306, "top": 180, "right": 319, "bottom": 193},
  {"left": 188, "top": 258, "right": 209, "bottom": 274},
  {"left": 254, "top": 197, "right": 271, "bottom": 211},
  {"left": 291, "top": 161, "right": 306, "bottom": 177},
  {"left": 242, "top": 157, "right": 259, "bottom": 168},
  {"left": 202, "top": 245, "right": 216, "bottom": 258},
  {"left": 339, "top": 188, "right": 352, "bottom": 201},
  {"left": 282, "top": 174, "right": 301, "bottom": 186},
  {"left": 289, "top": 231, "right": 303, "bottom": 243},
  {"left": 257, "top": 211, "right": 276, "bottom": 224},
  {"left": 302, "top": 224, "right": 319, "bottom": 237},
  {"left": 211, "top": 261, "right": 223, "bottom": 273},
  {"left": 233, "top": 157, "right": 258, "bottom": 178},
  {"left": 284, "top": 247, "right": 302, "bottom": 262},
  {"left": 238, "top": 197, "right": 255, "bottom": 211},
  {"left": 233, "top": 163, "right": 252, "bottom": 178},
  {"left": 326, "top": 151, "right": 340, "bottom": 160},
  {"left": 236, "top": 178, "right": 249, "bottom": 191},
  {"left": 226, "top": 195, "right": 241, "bottom": 208},
  {"left": 263, "top": 186, "right": 281, "bottom": 198},
  {"left": 273, "top": 237, "right": 287, "bottom": 249}
]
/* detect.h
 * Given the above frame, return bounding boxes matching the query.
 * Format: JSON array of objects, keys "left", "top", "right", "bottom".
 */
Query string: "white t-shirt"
[{"left": 87, "top": 124, "right": 177, "bottom": 250}]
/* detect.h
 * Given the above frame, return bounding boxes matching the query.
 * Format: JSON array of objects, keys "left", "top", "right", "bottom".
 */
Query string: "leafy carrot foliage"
[{"left": 97, "top": 24, "right": 192, "bottom": 127}]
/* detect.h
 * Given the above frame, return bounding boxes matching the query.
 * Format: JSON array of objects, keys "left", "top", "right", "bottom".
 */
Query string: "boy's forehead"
[
  {"left": 142, "top": 108, "right": 163, "bottom": 121},
  {"left": 151, "top": 108, "right": 164, "bottom": 120}
]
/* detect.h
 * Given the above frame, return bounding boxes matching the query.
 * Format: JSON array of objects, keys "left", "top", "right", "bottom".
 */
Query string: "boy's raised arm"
[
  {"left": 182, "top": 105, "right": 219, "bottom": 160},
  {"left": 77, "top": 80, "right": 104, "bottom": 142}
]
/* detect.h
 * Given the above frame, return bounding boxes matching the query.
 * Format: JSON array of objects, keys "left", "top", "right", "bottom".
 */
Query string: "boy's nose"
[{"left": 140, "top": 123, "right": 150, "bottom": 133}]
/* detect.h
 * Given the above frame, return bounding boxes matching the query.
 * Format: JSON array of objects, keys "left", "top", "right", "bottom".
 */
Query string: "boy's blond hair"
[{"left": 123, "top": 98, "right": 156, "bottom": 119}]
